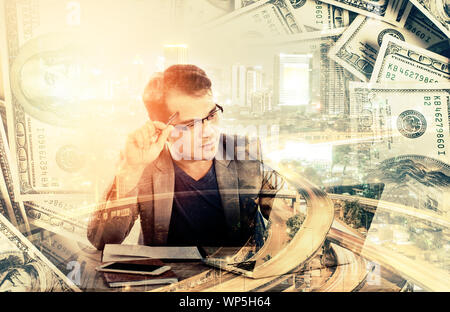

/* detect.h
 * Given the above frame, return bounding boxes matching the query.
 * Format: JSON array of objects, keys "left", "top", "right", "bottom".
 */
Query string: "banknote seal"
[
  {"left": 377, "top": 28, "right": 405, "bottom": 47},
  {"left": 397, "top": 110, "right": 427, "bottom": 139}
]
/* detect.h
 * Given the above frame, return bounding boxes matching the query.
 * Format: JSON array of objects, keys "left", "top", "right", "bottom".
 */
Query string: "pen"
[
  {"left": 151, "top": 111, "right": 179, "bottom": 143},
  {"left": 166, "top": 111, "right": 179, "bottom": 127}
]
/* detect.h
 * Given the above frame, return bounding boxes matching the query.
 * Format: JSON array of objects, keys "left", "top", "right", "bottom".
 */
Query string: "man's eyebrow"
[{"left": 176, "top": 106, "right": 216, "bottom": 124}]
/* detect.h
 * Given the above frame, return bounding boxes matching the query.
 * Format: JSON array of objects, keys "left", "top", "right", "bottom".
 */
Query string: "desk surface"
[{"left": 79, "top": 252, "right": 213, "bottom": 292}]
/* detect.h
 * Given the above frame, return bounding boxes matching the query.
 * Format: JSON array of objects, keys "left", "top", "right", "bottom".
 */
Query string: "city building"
[
  {"left": 319, "top": 43, "right": 349, "bottom": 116},
  {"left": 231, "top": 64, "right": 267, "bottom": 108},
  {"left": 251, "top": 89, "right": 273, "bottom": 115},
  {"left": 274, "top": 53, "right": 312, "bottom": 107},
  {"left": 231, "top": 64, "right": 246, "bottom": 107},
  {"left": 246, "top": 66, "right": 263, "bottom": 108}
]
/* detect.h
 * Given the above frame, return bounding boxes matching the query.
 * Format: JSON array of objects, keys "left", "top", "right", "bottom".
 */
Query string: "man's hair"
[{"left": 142, "top": 64, "right": 212, "bottom": 120}]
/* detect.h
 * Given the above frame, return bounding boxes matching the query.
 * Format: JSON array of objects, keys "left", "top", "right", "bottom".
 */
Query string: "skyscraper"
[
  {"left": 274, "top": 53, "right": 312, "bottom": 107},
  {"left": 319, "top": 43, "right": 348, "bottom": 116},
  {"left": 231, "top": 64, "right": 246, "bottom": 106},
  {"left": 251, "top": 89, "right": 272, "bottom": 114},
  {"left": 246, "top": 66, "right": 263, "bottom": 108}
]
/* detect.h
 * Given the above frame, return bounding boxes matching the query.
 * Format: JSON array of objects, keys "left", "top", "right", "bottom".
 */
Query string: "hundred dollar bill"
[
  {"left": 24, "top": 200, "right": 91, "bottom": 245},
  {"left": 356, "top": 80, "right": 450, "bottom": 285},
  {"left": 0, "top": 163, "right": 18, "bottom": 227},
  {"left": 0, "top": 100, "right": 6, "bottom": 135},
  {"left": 25, "top": 196, "right": 142, "bottom": 247},
  {"left": 3, "top": 98, "right": 98, "bottom": 239},
  {"left": 0, "top": 60, "right": 3, "bottom": 101},
  {"left": 34, "top": 230, "right": 105, "bottom": 291},
  {"left": 364, "top": 153, "right": 450, "bottom": 291},
  {"left": 200, "top": 0, "right": 350, "bottom": 42},
  {"left": 0, "top": 212, "right": 80, "bottom": 291},
  {"left": 0, "top": 114, "right": 30, "bottom": 234},
  {"left": 386, "top": 0, "right": 413, "bottom": 23},
  {"left": 409, "top": 0, "right": 450, "bottom": 38},
  {"left": 329, "top": 10, "right": 449, "bottom": 81},
  {"left": 319, "top": 0, "right": 413, "bottom": 27},
  {"left": 349, "top": 82, "right": 450, "bottom": 165},
  {"left": 286, "top": 0, "right": 350, "bottom": 33},
  {"left": 235, "top": 0, "right": 262, "bottom": 9},
  {"left": 427, "top": 39, "right": 450, "bottom": 58},
  {"left": 0, "top": 0, "right": 130, "bottom": 200},
  {"left": 371, "top": 36, "right": 450, "bottom": 83}
]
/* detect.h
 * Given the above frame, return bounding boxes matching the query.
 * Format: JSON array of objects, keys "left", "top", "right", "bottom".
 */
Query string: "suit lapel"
[
  {"left": 152, "top": 148, "right": 174, "bottom": 245},
  {"left": 215, "top": 135, "right": 241, "bottom": 241}
]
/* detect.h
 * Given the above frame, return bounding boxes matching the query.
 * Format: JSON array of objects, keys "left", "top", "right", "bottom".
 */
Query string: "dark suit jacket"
[{"left": 87, "top": 134, "right": 285, "bottom": 250}]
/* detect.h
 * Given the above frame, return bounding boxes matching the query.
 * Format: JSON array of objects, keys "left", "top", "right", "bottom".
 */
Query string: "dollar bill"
[
  {"left": 364, "top": 153, "right": 450, "bottom": 287},
  {"left": 0, "top": 113, "right": 30, "bottom": 234},
  {"left": 0, "top": 0, "right": 133, "bottom": 200},
  {"left": 0, "top": 100, "right": 6, "bottom": 135},
  {"left": 409, "top": 0, "right": 450, "bottom": 38},
  {"left": 0, "top": 60, "right": 4, "bottom": 101},
  {"left": 371, "top": 36, "right": 450, "bottom": 83},
  {"left": 0, "top": 163, "right": 18, "bottom": 228},
  {"left": 25, "top": 195, "right": 142, "bottom": 247},
  {"left": 319, "top": 0, "right": 413, "bottom": 27},
  {"left": 427, "top": 39, "right": 450, "bottom": 58},
  {"left": 3, "top": 98, "right": 98, "bottom": 241},
  {"left": 286, "top": 0, "right": 350, "bottom": 33},
  {"left": 386, "top": 0, "right": 413, "bottom": 24},
  {"left": 0, "top": 212, "right": 80, "bottom": 291},
  {"left": 329, "top": 10, "right": 449, "bottom": 81},
  {"left": 349, "top": 82, "right": 450, "bottom": 165},
  {"left": 33, "top": 230, "right": 102, "bottom": 290},
  {"left": 235, "top": 0, "right": 262, "bottom": 9},
  {"left": 24, "top": 200, "right": 92, "bottom": 245},
  {"left": 200, "top": 0, "right": 350, "bottom": 42}
]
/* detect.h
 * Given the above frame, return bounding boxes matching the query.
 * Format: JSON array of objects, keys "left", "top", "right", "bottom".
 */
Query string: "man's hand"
[
  {"left": 111, "top": 120, "right": 174, "bottom": 198},
  {"left": 123, "top": 120, "right": 174, "bottom": 169}
]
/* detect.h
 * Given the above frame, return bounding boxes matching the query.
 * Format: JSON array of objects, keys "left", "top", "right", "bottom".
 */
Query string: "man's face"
[{"left": 164, "top": 89, "right": 221, "bottom": 161}]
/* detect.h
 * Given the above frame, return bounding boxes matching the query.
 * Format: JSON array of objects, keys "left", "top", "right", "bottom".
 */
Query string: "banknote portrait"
[
  {"left": 0, "top": 251, "right": 60, "bottom": 291},
  {"left": 373, "top": 156, "right": 450, "bottom": 213},
  {"left": 9, "top": 34, "right": 87, "bottom": 126},
  {"left": 0, "top": 213, "right": 79, "bottom": 292}
]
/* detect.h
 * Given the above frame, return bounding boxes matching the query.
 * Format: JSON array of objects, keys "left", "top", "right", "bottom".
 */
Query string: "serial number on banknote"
[
  {"left": 404, "top": 23, "right": 433, "bottom": 42},
  {"left": 425, "top": 96, "right": 447, "bottom": 155},
  {"left": 386, "top": 63, "right": 439, "bottom": 82},
  {"left": 314, "top": 1, "right": 326, "bottom": 24}
]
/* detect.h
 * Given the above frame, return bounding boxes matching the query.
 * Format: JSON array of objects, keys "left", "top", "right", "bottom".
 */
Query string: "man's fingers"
[
  {"left": 153, "top": 121, "right": 168, "bottom": 130},
  {"left": 144, "top": 122, "right": 157, "bottom": 147},
  {"left": 140, "top": 127, "right": 151, "bottom": 150},
  {"left": 133, "top": 120, "right": 174, "bottom": 150},
  {"left": 134, "top": 130, "right": 144, "bottom": 149},
  {"left": 155, "top": 125, "right": 174, "bottom": 149},
  {"left": 145, "top": 120, "right": 156, "bottom": 135}
]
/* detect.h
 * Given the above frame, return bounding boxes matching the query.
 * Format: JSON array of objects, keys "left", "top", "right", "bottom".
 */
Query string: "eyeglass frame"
[{"left": 172, "top": 104, "right": 223, "bottom": 129}]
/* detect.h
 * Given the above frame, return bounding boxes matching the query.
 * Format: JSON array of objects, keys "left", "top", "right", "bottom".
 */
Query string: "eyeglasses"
[{"left": 174, "top": 104, "right": 223, "bottom": 130}]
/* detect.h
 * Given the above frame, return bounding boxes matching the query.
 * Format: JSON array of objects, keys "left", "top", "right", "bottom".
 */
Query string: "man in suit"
[{"left": 87, "top": 64, "right": 285, "bottom": 250}]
